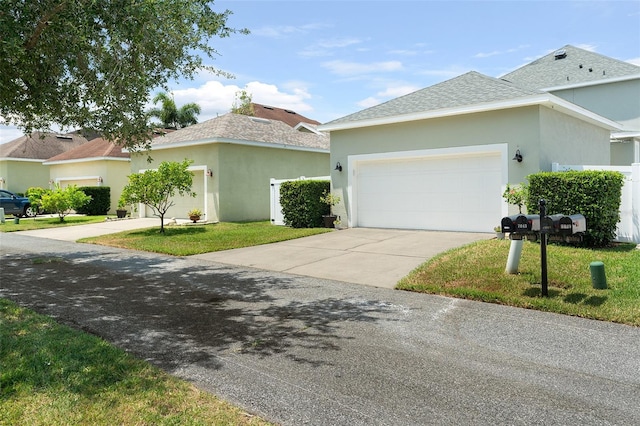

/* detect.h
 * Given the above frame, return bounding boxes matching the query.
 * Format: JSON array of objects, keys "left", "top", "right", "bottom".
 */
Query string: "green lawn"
[
  {"left": 0, "top": 215, "right": 108, "bottom": 231},
  {"left": 0, "top": 299, "right": 272, "bottom": 425},
  {"left": 398, "top": 239, "right": 640, "bottom": 326},
  {"left": 80, "top": 221, "right": 332, "bottom": 255}
]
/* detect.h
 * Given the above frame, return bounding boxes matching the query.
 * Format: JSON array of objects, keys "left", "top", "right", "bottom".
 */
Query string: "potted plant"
[
  {"left": 320, "top": 190, "right": 340, "bottom": 228},
  {"left": 188, "top": 208, "right": 202, "bottom": 223},
  {"left": 116, "top": 197, "right": 128, "bottom": 219}
]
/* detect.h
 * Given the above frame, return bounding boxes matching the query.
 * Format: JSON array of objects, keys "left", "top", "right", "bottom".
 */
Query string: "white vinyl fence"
[
  {"left": 552, "top": 163, "right": 640, "bottom": 243},
  {"left": 270, "top": 176, "right": 330, "bottom": 226}
]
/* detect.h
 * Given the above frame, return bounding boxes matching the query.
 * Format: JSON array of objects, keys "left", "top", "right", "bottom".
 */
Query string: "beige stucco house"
[
  {"left": 131, "top": 112, "right": 329, "bottom": 222},
  {"left": 0, "top": 132, "right": 89, "bottom": 193},
  {"left": 319, "top": 70, "right": 620, "bottom": 233},
  {"left": 44, "top": 137, "right": 131, "bottom": 214}
]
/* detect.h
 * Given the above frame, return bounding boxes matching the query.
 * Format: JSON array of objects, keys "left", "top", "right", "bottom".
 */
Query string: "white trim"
[
  {"left": 53, "top": 176, "right": 101, "bottom": 184},
  {"left": 43, "top": 157, "right": 130, "bottom": 165},
  {"left": 126, "top": 138, "right": 328, "bottom": 154},
  {"left": 542, "top": 73, "right": 640, "bottom": 92},
  {"left": 346, "top": 143, "right": 510, "bottom": 228},
  {"left": 319, "top": 94, "right": 621, "bottom": 132},
  {"left": 0, "top": 157, "right": 45, "bottom": 163}
]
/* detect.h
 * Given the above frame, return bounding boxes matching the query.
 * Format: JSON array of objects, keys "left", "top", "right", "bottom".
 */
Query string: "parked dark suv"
[{"left": 0, "top": 189, "right": 36, "bottom": 217}]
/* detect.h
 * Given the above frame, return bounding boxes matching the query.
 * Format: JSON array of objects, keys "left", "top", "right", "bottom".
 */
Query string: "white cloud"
[
  {"left": 356, "top": 84, "right": 419, "bottom": 109},
  {"left": 0, "top": 125, "right": 23, "bottom": 144},
  {"left": 252, "top": 22, "right": 329, "bottom": 38},
  {"left": 322, "top": 60, "right": 403, "bottom": 76},
  {"left": 475, "top": 45, "right": 530, "bottom": 58},
  {"left": 299, "top": 37, "right": 365, "bottom": 58}
]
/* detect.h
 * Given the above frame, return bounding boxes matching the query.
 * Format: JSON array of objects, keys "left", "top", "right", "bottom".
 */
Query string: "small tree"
[
  {"left": 40, "top": 185, "right": 92, "bottom": 222},
  {"left": 502, "top": 183, "right": 528, "bottom": 214},
  {"left": 231, "top": 90, "right": 255, "bottom": 116},
  {"left": 120, "top": 160, "right": 196, "bottom": 233}
]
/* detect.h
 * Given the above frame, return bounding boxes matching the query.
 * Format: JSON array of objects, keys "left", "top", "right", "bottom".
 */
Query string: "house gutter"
[{"left": 133, "top": 137, "right": 329, "bottom": 154}]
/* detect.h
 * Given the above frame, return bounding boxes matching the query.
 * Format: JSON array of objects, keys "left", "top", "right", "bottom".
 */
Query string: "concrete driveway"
[
  {"left": 194, "top": 228, "right": 492, "bottom": 288},
  {"left": 13, "top": 217, "right": 492, "bottom": 288}
]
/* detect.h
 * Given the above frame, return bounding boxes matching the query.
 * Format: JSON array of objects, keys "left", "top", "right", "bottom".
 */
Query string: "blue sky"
[{"left": 1, "top": 0, "right": 639, "bottom": 143}]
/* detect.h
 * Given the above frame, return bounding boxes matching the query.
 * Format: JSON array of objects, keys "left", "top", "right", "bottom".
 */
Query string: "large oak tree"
[{"left": 0, "top": 1, "right": 247, "bottom": 150}]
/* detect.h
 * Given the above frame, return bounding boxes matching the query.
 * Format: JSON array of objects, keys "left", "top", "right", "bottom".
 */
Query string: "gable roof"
[
  {"left": 0, "top": 132, "right": 90, "bottom": 160},
  {"left": 44, "top": 137, "right": 130, "bottom": 164},
  {"left": 501, "top": 45, "right": 640, "bottom": 90},
  {"left": 252, "top": 103, "right": 321, "bottom": 127},
  {"left": 148, "top": 113, "right": 329, "bottom": 152}
]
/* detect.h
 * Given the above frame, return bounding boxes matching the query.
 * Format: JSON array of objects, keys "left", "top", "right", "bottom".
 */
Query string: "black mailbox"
[
  {"left": 542, "top": 214, "right": 587, "bottom": 235},
  {"left": 501, "top": 214, "right": 540, "bottom": 234},
  {"left": 541, "top": 214, "right": 562, "bottom": 234}
]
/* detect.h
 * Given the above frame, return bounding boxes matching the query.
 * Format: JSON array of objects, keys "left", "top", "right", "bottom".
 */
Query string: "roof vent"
[
  {"left": 262, "top": 105, "right": 274, "bottom": 110},
  {"left": 250, "top": 117, "right": 271, "bottom": 124},
  {"left": 55, "top": 135, "right": 73, "bottom": 140},
  {"left": 284, "top": 109, "right": 297, "bottom": 115},
  {"left": 554, "top": 49, "right": 567, "bottom": 60}
]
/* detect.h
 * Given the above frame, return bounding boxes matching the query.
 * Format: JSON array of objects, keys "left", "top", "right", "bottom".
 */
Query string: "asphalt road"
[{"left": 1, "top": 233, "right": 639, "bottom": 425}]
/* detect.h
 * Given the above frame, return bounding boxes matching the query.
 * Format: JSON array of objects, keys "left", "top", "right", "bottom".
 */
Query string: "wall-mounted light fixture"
[
  {"left": 206, "top": 169, "right": 213, "bottom": 177},
  {"left": 97, "top": 176, "right": 103, "bottom": 183},
  {"left": 334, "top": 162, "right": 343, "bottom": 172},
  {"left": 0, "top": 177, "right": 5, "bottom": 184},
  {"left": 513, "top": 149, "right": 523, "bottom": 162}
]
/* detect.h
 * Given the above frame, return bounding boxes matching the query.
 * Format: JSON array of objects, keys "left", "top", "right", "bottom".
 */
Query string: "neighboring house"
[
  {"left": 501, "top": 45, "right": 640, "bottom": 165},
  {"left": 319, "top": 70, "right": 620, "bottom": 233},
  {"left": 131, "top": 112, "right": 329, "bottom": 221},
  {"left": 44, "top": 137, "right": 131, "bottom": 214},
  {"left": 0, "top": 132, "right": 90, "bottom": 193}
]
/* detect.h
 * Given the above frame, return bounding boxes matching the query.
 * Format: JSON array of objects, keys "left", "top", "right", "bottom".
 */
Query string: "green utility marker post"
[{"left": 590, "top": 261, "right": 607, "bottom": 289}]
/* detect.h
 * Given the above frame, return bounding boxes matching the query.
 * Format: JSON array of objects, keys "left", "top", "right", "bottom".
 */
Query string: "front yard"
[{"left": 398, "top": 239, "right": 640, "bottom": 326}]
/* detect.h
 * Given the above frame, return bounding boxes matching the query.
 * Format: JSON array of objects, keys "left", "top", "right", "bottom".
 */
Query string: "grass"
[
  {"left": 0, "top": 215, "right": 108, "bottom": 232},
  {"left": 80, "top": 221, "right": 332, "bottom": 256},
  {"left": 0, "top": 298, "right": 271, "bottom": 426},
  {"left": 398, "top": 239, "right": 640, "bottom": 326}
]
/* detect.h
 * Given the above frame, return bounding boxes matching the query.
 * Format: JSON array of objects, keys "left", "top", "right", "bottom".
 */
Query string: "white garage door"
[
  {"left": 145, "top": 170, "right": 205, "bottom": 219},
  {"left": 355, "top": 152, "right": 502, "bottom": 232}
]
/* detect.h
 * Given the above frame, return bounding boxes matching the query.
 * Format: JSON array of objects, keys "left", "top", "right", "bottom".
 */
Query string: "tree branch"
[{"left": 24, "top": 2, "right": 69, "bottom": 50}]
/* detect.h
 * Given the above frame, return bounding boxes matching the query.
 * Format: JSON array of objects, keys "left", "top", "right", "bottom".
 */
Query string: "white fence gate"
[
  {"left": 270, "top": 176, "right": 330, "bottom": 226},
  {"left": 552, "top": 163, "right": 640, "bottom": 243}
]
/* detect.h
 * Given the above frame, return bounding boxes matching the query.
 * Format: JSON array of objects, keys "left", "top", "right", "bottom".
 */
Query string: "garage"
[{"left": 352, "top": 150, "right": 504, "bottom": 232}]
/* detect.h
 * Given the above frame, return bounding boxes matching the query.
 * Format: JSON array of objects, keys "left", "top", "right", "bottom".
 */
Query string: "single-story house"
[
  {"left": 501, "top": 45, "right": 640, "bottom": 165},
  {"left": 44, "top": 137, "right": 131, "bottom": 213},
  {"left": 131, "top": 112, "right": 329, "bottom": 222},
  {"left": 0, "top": 132, "right": 90, "bottom": 193},
  {"left": 319, "top": 70, "right": 620, "bottom": 233}
]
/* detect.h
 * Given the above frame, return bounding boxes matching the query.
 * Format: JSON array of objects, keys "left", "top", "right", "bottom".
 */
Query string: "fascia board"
[
  {"left": 144, "top": 137, "right": 329, "bottom": 154},
  {"left": 542, "top": 73, "right": 640, "bottom": 92},
  {"left": 319, "top": 94, "right": 621, "bottom": 132},
  {"left": 43, "top": 157, "right": 131, "bottom": 165},
  {"left": 612, "top": 131, "right": 640, "bottom": 139},
  {"left": 0, "top": 157, "right": 45, "bottom": 163}
]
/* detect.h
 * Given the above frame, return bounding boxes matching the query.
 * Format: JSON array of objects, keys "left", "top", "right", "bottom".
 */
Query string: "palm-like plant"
[{"left": 149, "top": 92, "right": 201, "bottom": 129}]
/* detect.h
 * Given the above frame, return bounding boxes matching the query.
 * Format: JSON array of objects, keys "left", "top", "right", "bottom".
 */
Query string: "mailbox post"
[{"left": 539, "top": 200, "right": 549, "bottom": 297}]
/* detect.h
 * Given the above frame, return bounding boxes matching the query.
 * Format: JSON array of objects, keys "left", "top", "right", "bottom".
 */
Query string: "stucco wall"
[
  {"left": 0, "top": 160, "right": 50, "bottom": 193},
  {"left": 218, "top": 144, "right": 329, "bottom": 221},
  {"left": 550, "top": 78, "right": 640, "bottom": 131},
  {"left": 539, "top": 107, "right": 611, "bottom": 168},
  {"left": 132, "top": 143, "right": 329, "bottom": 222},
  {"left": 49, "top": 159, "right": 131, "bottom": 213},
  {"left": 610, "top": 140, "right": 638, "bottom": 166}
]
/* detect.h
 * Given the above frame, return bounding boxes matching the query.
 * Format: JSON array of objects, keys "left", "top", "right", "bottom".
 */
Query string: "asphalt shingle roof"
[
  {"left": 45, "top": 137, "right": 129, "bottom": 162},
  {"left": 324, "top": 71, "right": 543, "bottom": 126},
  {"left": 501, "top": 45, "right": 640, "bottom": 90},
  {"left": 252, "top": 103, "right": 321, "bottom": 127},
  {"left": 150, "top": 113, "right": 329, "bottom": 151},
  {"left": 0, "top": 132, "right": 90, "bottom": 160}
]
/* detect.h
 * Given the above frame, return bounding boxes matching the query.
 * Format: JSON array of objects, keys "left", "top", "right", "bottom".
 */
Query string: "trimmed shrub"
[
  {"left": 525, "top": 170, "right": 625, "bottom": 247},
  {"left": 280, "top": 180, "right": 330, "bottom": 228},
  {"left": 77, "top": 186, "right": 111, "bottom": 215}
]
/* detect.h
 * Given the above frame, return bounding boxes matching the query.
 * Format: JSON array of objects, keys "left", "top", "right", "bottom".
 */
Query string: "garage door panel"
[{"left": 355, "top": 153, "right": 501, "bottom": 232}]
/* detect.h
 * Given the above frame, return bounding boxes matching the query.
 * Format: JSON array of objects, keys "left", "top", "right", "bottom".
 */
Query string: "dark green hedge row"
[
  {"left": 76, "top": 186, "right": 111, "bottom": 215},
  {"left": 280, "top": 180, "right": 330, "bottom": 228},
  {"left": 525, "top": 170, "right": 625, "bottom": 247}
]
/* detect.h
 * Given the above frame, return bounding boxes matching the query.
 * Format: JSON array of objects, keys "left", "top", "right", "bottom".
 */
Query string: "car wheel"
[{"left": 24, "top": 206, "right": 36, "bottom": 217}]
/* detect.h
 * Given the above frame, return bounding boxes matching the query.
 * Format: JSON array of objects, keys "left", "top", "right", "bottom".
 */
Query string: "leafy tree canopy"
[
  {"left": 119, "top": 159, "right": 196, "bottom": 233},
  {"left": 0, "top": 1, "right": 248, "bottom": 150}
]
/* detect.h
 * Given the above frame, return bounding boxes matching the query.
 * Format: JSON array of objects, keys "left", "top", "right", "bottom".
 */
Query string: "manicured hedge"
[
  {"left": 280, "top": 180, "right": 330, "bottom": 228},
  {"left": 77, "top": 186, "right": 111, "bottom": 215},
  {"left": 525, "top": 170, "right": 625, "bottom": 247}
]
